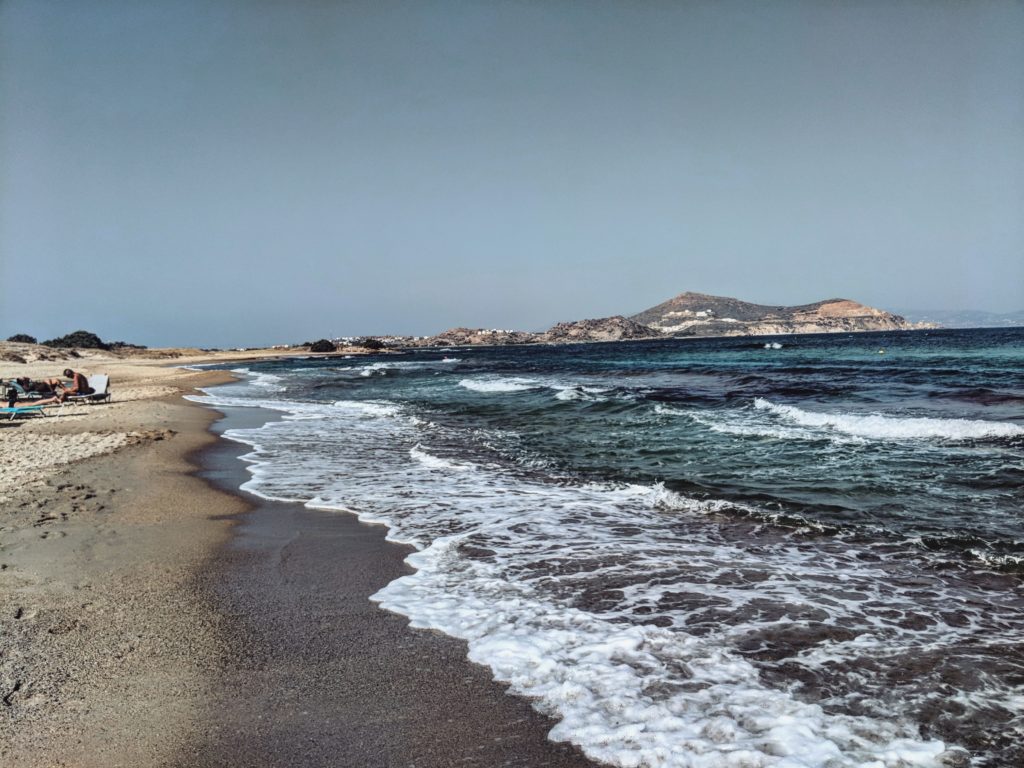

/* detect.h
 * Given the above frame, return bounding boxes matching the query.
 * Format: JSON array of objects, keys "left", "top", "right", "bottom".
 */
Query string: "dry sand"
[
  {"left": 0, "top": 345, "right": 598, "bottom": 767},
  {"left": 1, "top": 350, "right": 243, "bottom": 766}
]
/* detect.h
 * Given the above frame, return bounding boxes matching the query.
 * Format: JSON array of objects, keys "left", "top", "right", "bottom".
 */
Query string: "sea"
[{"left": 189, "top": 327, "right": 1024, "bottom": 768}]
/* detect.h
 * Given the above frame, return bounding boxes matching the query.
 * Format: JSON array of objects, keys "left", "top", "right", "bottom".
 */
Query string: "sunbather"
[
  {"left": 15, "top": 377, "right": 58, "bottom": 396},
  {"left": 4, "top": 383, "right": 61, "bottom": 408},
  {"left": 13, "top": 394, "right": 62, "bottom": 407}
]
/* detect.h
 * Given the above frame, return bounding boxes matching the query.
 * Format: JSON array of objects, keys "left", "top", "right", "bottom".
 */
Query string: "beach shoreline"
[
  {"left": 183, "top": 402, "right": 598, "bottom": 767},
  {"left": 0, "top": 357, "right": 597, "bottom": 766}
]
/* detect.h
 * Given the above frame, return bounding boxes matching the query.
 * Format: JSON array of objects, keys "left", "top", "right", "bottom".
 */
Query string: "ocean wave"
[
  {"left": 459, "top": 376, "right": 614, "bottom": 402},
  {"left": 654, "top": 403, "right": 863, "bottom": 444},
  {"left": 458, "top": 377, "right": 541, "bottom": 393},
  {"left": 410, "top": 445, "right": 476, "bottom": 472},
  {"left": 353, "top": 359, "right": 460, "bottom": 377},
  {"left": 552, "top": 384, "right": 611, "bottom": 402},
  {"left": 359, "top": 362, "right": 391, "bottom": 377},
  {"left": 754, "top": 398, "right": 1024, "bottom": 440},
  {"left": 968, "top": 550, "right": 1024, "bottom": 572},
  {"left": 207, "top": 395, "right": 974, "bottom": 765},
  {"left": 188, "top": 363, "right": 1023, "bottom": 766},
  {"left": 227, "top": 368, "right": 286, "bottom": 390}
]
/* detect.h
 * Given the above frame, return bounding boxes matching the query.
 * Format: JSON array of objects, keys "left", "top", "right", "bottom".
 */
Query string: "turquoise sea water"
[{"left": 194, "top": 328, "right": 1023, "bottom": 767}]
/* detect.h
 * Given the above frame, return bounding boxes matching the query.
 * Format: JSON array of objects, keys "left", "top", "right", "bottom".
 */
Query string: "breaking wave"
[
  {"left": 753, "top": 398, "right": 1024, "bottom": 440},
  {"left": 458, "top": 377, "right": 541, "bottom": 393}
]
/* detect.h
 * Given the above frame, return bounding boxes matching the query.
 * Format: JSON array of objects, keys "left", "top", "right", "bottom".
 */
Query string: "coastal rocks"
[
  {"left": 537, "top": 316, "right": 660, "bottom": 343},
  {"left": 416, "top": 327, "right": 538, "bottom": 346},
  {"left": 411, "top": 317, "right": 661, "bottom": 347}
]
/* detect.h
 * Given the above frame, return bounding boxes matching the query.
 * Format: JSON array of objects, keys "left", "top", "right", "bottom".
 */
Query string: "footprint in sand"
[{"left": 2, "top": 680, "right": 22, "bottom": 707}]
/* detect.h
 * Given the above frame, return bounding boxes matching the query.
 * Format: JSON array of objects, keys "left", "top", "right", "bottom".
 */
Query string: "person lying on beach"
[
  {"left": 5, "top": 382, "right": 61, "bottom": 408},
  {"left": 6, "top": 378, "right": 56, "bottom": 407},
  {"left": 7, "top": 393, "right": 63, "bottom": 408},
  {"left": 15, "top": 377, "right": 58, "bottom": 396}
]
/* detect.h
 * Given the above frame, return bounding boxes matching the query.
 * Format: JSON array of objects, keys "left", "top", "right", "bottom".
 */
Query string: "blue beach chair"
[{"left": 1, "top": 405, "right": 49, "bottom": 421}]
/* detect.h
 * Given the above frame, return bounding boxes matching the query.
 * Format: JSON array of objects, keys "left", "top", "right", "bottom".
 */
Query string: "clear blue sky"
[{"left": 2, "top": 1, "right": 1022, "bottom": 347}]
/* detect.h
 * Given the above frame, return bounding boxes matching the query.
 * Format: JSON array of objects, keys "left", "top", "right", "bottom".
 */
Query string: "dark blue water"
[{"left": 196, "top": 327, "right": 1024, "bottom": 767}]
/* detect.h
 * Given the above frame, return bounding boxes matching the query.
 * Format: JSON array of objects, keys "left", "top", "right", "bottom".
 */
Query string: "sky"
[{"left": 1, "top": 0, "right": 1022, "bottom": 348}]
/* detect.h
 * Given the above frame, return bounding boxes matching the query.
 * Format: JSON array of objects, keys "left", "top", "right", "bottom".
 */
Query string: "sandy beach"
[{"left": 0, "top": 346, "right": 597, "bottom": 767}]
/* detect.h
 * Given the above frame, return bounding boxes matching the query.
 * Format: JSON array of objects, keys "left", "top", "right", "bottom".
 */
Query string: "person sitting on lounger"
[{"left": 57, "top": 369, "right": 94, "bottom": 402}]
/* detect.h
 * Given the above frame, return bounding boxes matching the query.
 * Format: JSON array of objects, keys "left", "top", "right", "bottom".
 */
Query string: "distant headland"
[
  {"left": 402, "top": 292, "right": 934, "bottom": 347},
  {"left": 0, "top": 293, "right": 944, "bottom": 362}
]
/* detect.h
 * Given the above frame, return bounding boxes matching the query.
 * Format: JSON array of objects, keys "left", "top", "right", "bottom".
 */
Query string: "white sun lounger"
[{"left": 65, "top": 374, "right": 111, "bottom": 405}]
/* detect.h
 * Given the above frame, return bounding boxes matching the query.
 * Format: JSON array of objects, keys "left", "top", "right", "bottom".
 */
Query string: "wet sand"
[{"left": 182, "top": 405, "right": 599, "bottom": 767}]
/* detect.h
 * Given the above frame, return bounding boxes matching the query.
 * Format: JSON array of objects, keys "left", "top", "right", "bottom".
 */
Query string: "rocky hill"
[
  {"left": 404, "top": 292, "right": 929, "bottom": 347},
  {"left": 630, "top": 292, "right": 924, "bottom": 337}
]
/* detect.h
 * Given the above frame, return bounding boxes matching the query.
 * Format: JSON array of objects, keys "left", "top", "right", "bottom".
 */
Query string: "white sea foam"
[
  {"left": 332, "top": 400, "right": 401, "bottom": 418},
  {"left": 376, "top": 559, "right": 948, "bottom": 768},
  {"left": 458, "top": 377, "right": 541, "bottom": 393},
  {"left": 552, "top": 384, "right": 610, "bottom": 402},
  {"left": 208, "top": 368, "right": 288, "bottom": 395},
  {"left": 655, "top": 403, "right": 863, "bottom": 444},
  {"left": 968, "top": 550, "right": 1024, "bottom": 569},
  {"left": 359, "top": 362, "right": 391, "bottom": 377},
  {"left": 459, "top": 376, "right": 612, "bottom": 402},
  {"left": 352, "top": 360, "right": 457, "bottom": 377},
  {"left": 410, "top": 445, "right": 475, "bottom": 472},
  {"left": 754, "top": 398, "right": 1024, "bottom": 440},
  {"left": 185, "top": 379, "right": 1009, "bottom": 767}
]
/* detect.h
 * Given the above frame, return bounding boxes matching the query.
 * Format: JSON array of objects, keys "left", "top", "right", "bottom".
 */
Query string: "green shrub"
[
  {"left": 6, "top": 333, "right": 37, "bottom": 344},
  {"left": 308, "top": 339, "right": 337, "bottom": 353},
  {"left": 41, "top": 330, "right": 110, "bottom": 350}
]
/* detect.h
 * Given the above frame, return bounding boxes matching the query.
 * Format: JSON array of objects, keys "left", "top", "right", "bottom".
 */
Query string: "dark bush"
[
  {"left": 358, "top": 338, "right": 385, "bottom": 350},
  {"left": 308, "top": 339, "right": 337, "bottom": 353},
  {"left": 109, "top": 341, "right": 148, "bottom": 350},
  {"left": 42, "top": 330, "right": 110, "bottom": 350},
  {"left": 6, "top": 333, "right": 37, "bottom": 344}
]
